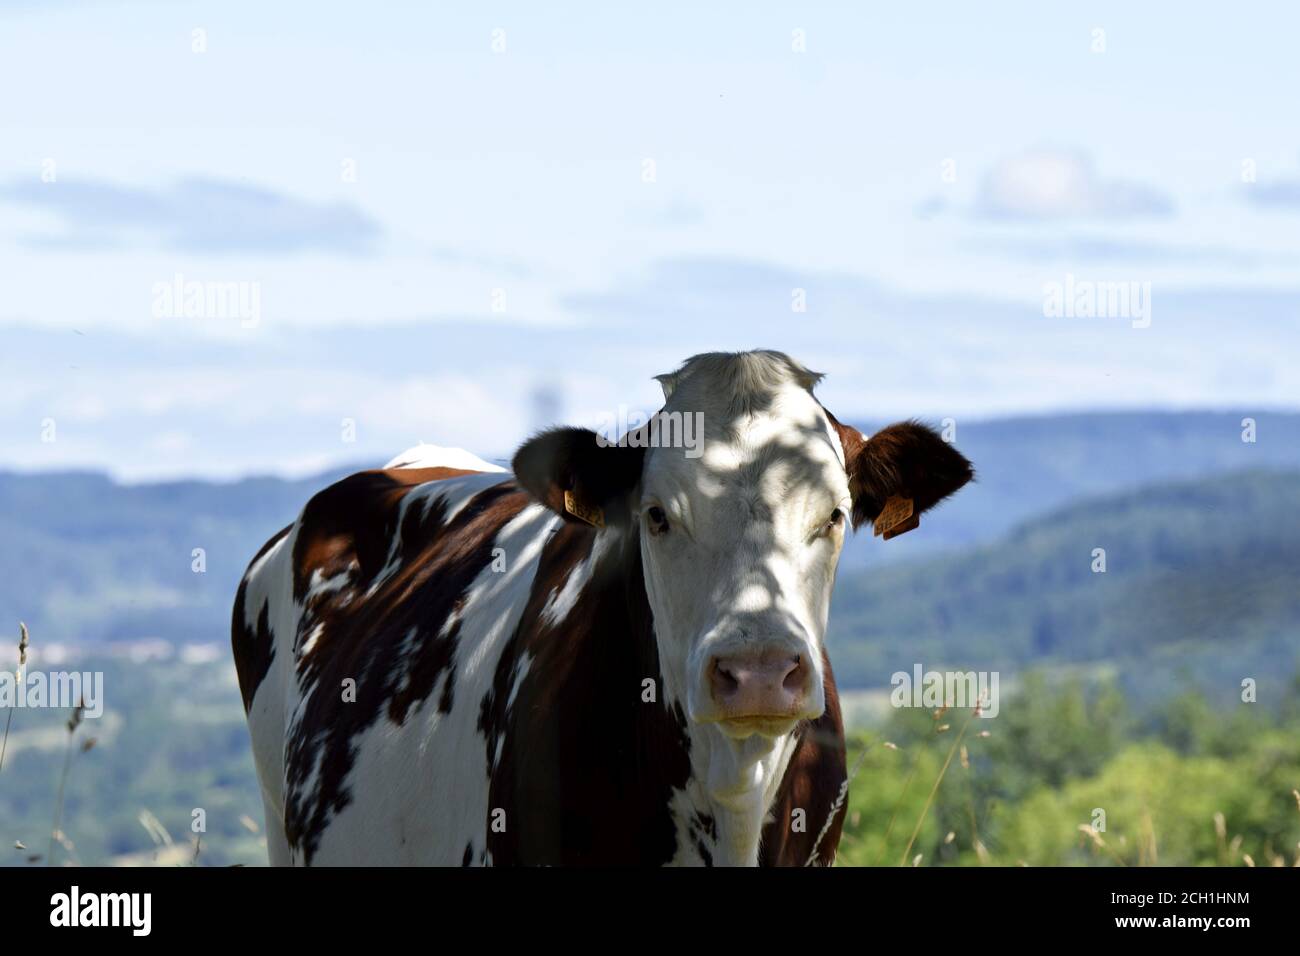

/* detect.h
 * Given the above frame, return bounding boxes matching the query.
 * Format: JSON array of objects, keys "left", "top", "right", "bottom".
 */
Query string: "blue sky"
[{"left": 2, "top": 1, "right": 1298, "bottom": 479}]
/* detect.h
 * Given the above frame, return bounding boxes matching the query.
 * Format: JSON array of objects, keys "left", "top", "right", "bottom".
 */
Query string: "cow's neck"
[{"left": 684, "top": 718, "right": 800, "bottom": 866}]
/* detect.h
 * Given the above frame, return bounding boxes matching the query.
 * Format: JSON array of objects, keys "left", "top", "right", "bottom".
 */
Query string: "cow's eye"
[
  {"left": 646, "top": 506, "right": 670, "bottom": 536},
  {"left": 823, "top": 508, "right": 846, "bottom": 534}
]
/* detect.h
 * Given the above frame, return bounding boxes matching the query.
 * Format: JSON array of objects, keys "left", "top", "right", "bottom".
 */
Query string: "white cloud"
[
  {"left": 1244, "top": 177, "right": 1300, "bottom": 210},
  {"left": 0, "top": 176, "right": 382, "bottom": 254},
  {"left": 975, "top": 149, "right": 1175, "bottom": 221}
]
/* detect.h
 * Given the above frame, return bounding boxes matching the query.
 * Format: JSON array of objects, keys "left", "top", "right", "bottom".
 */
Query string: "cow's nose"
[{"left": 709, "top": 652, "right": 808, "bottom": 717}]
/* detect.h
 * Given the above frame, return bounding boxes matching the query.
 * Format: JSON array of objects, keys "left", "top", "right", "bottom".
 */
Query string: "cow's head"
[{"left": 514, "top": 351, "right": 972, "bottom": 743}]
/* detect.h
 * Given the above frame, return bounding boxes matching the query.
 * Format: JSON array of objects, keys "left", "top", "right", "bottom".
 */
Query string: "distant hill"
[
  {"left": 829, "top": 468, "right": 1300, "bottom": 699},
  {"left": 1, "top": 409, "right": 1297, "bottom": 651},
  {"left": 0, "top": 466, "right": 355, "bottom": 646}
]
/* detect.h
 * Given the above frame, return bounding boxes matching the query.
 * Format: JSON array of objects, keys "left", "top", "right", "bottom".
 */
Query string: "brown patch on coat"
[
  {"left": 291, "top": 467, "right": 482, "bottom": 606},
  {"left": 481, "top": 525, "right": 694, "bottom": 865},
  {"left": 230, "top": 523, "right": 292, "bottom": 713}
]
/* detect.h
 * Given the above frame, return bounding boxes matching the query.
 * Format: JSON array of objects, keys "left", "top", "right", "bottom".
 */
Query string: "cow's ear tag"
[
  {"left": 874, "top": 495, "right": 916, "bottom": 539},
  {"left": 564, "top": 489, "right": 605, "bottom": 528},
  {"left": 881, "top": 513, "right": 919, "bottom": 540}
]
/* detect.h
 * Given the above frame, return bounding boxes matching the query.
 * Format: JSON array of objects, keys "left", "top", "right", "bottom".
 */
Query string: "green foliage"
[{"left": 836, "top": 672, "right": 1300, "bottom": 867}]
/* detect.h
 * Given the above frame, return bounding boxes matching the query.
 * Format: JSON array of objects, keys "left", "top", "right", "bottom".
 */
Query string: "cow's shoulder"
[
  {"left": 287, "top": 443, "right": 506, "bottom": 603},
  {"left": 233, "top": 449, "right": 507, "bottom": 712},
  {"left": 289, "top": 464, "right": 488, "bottom": 604}
]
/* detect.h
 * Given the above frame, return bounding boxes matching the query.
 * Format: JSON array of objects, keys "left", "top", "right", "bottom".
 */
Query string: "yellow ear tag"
[
  {"left": 874, "top": 495, "right": 915, "bottom": 538},
  {"left": 563, "top": 489, "right": 605, "bottom": 528}
]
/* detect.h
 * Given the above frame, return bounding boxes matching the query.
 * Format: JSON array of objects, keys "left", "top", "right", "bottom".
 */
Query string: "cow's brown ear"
[
  {"left": 512, "top": 427, "right": 646, "bottom": 528},
  {"left": 828, "top": 415, "right": 973, "bottom": 536}
]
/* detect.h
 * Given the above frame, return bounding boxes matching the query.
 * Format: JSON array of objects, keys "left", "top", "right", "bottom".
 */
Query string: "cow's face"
[
  {"left": 514, "top": 351, "right": 973, "bottom": 745},
  {"left": 636, "top": 360, "right": 850, "bottom": 739}
]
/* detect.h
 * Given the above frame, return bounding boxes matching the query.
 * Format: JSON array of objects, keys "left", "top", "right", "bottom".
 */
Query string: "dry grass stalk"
[
  {"left": 898, "top": 708, "right": 977, "bottom": 866},
  {"left": 804, "top": 737, "right": 882, "bottom": 866},
  {"left": 47, "top": 697, "right": 85, "bottom": 866},
  {"left": 1137, "top": 807, "right": 1158, "bottom": 866},
  {"left": 138, "top": 808, "right": 175, "bottom": 849},
  {"left": 872, "top": 742, "right": 927, "bottom": 864},
  {"left": 1077, "top": 823, "right": 1128, "bottom": 866},
  {"left": 961, "top": 741, "right": 987, "bottom": 864},
  {"left": 0, "top": 622, "right": 31, "bottom": 775}
]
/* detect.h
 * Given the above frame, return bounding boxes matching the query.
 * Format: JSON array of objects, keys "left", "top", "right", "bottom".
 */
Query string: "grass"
[
  {"left": 899, "top": 708, "right": 977, "bottom": 867},
  {"left": 3, "top": 625, "right": 100, "bottom": 867},
  {"left": 835, "top": 699, "right": 1300, "bottom": 868},
  {"left": 47, "top": 698, "right": 88, "bottom": 867},
  {"left": 0, "top": 622, "right": 29, "bottom": 775}
]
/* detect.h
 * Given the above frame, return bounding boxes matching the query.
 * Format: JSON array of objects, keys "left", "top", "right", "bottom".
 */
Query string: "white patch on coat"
[
  {"left": 383, "top": 443, "right": 507, "bottom": 473},
  {"left": 538, "top": 524, "right": 622, "bottom": 629},
  {"left": 304, "top": 563, "right": 357, "bottom": 605},
  {"left": 298, "top": 623, "right": 325, "bottom": 657},
  {"left": 236, "top": 524, "right": 301, "bottom": 866},
  {"left": 506, "top": 652, "right": 533, "bottom": 710}
]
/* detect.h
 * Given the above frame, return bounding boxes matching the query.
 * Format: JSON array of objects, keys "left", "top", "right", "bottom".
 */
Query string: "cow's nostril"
[
  {"left": 711, "top": 660, "right": 740, "bottom": 696},
  {"left": 782, "top": 656, "right": 805, "bottom": 695}
]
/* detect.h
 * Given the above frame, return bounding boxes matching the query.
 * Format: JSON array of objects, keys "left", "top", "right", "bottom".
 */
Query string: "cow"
[{"left": 232, "top": 350, "right": 973, "bottom": 866}]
